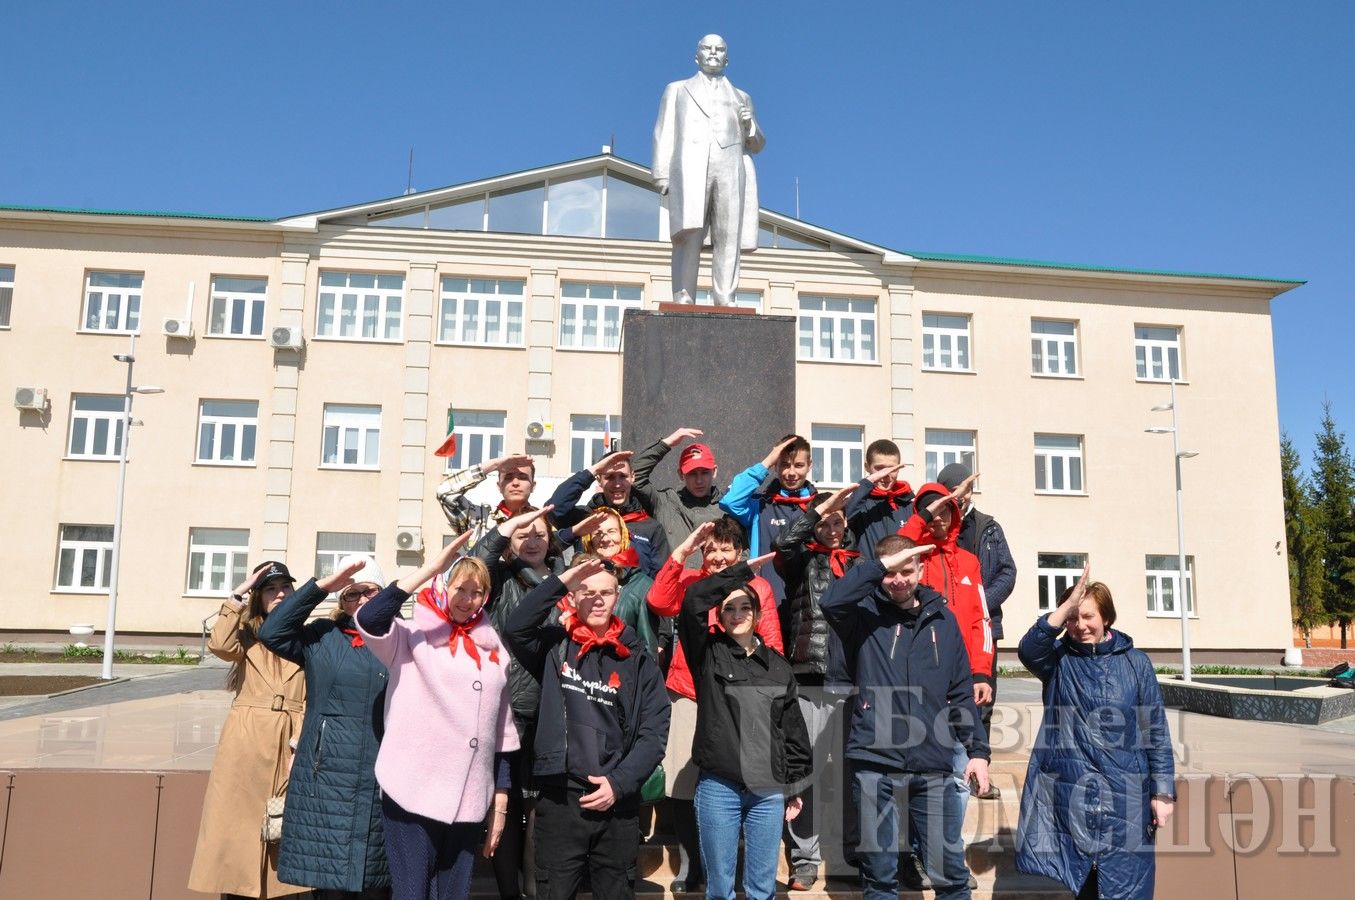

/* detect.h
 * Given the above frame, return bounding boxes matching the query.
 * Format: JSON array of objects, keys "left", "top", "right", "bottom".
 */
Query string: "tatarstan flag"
[{"left": 434, "top": 408, "right": 458, "bottom": 458}]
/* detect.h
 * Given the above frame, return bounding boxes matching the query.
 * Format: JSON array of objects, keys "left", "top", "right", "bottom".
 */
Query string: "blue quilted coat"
[
  {"left": 1015, "top": 616, "right": 1175, "bottom": 899},
  {"left": 258, "top": 579, "right": 390, "bottom": 891}
]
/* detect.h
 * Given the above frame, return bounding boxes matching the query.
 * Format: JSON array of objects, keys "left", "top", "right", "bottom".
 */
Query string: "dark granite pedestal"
[{"left": 621, "top": 308, "right": 796, "bottom": 484}]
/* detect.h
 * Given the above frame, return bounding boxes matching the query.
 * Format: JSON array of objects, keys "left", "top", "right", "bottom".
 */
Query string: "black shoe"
[
  {"left": 898, "top": 854, "right": 926, "bottom": 891},
  {"left": 788, "top": 866, "right": 817, "bottom": 891},
  {"left": 669, "top": 879, "right": 703, "bottom": 894}
]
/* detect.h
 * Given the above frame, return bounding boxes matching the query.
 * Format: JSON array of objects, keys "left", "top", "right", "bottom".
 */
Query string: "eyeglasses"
[
  {"left": 341, "top": 585, "right": 380, "bottom": 602},
  {"left": 573, "top": 589, "right": 618, "bottom": 603}
]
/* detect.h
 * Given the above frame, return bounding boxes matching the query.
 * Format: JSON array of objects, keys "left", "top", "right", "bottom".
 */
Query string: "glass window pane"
[
  {"left": 604, "top": 173, "right": 660, "bottom": 240},
  {"left": 547, "top": 175, "right": 604, "bottom": 237},
  {"left": 364, "top": 430, "right": 380, "bottom": 466},
  {"left": 488, "top": 184, "right": 545, "bottom": 234},
  {"left": 427, "top": 197, "right": 485, "bottom": 231},
  {"left": 241, "top": 425, "right": 256, "bottom": 462}
]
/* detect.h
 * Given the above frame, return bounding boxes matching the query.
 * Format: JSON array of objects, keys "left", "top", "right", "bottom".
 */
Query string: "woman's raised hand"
[
  {"left": 497, "top": 504, "right": 554, "bottom": 538},
  {"left": 672, "top": 520, "right": 716, "bottom": 563},
  {"left": 317, "top": 559, "right": 368, "bottom": 595}
]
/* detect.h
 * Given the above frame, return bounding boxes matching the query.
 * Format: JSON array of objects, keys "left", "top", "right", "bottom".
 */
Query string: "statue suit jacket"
[{"left": 652, "top": 72, "right": 764, "bottom": 249}]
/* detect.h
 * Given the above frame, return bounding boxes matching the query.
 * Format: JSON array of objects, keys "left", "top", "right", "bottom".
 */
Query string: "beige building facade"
[{"left": 0, "top": 154, "right": 1300, "bottom": 653}]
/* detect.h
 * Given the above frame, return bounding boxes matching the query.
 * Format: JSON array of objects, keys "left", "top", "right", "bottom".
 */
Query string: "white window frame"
[
  {"left": 80, "top": 271, "right": 143, "bottom": 334},
  {"left": 1037, "top": 553, "right": 1088, "bottom": 612},
  {"left": 67, "top": 394, "right": 126, "bottom": 460},
  {"left": 570, "top": 414, "right": 622, "bottom": 472},
  {"left": 443, "top": 410, "right": 507, "bottom": 471},
  {"left": 797, "top": 295, "right": 877, "bottom": 363},
  {"left": 811, "top": 424, "right": 864, "bottom": 487},
  {"left": 1031, "top": 319, "right": 1079, "bottom": 377},
  {"left": 1146, "top": 555, "right": 1196, "bottom": 617},
  {"left": 923, "top": 429, "right": 977, "bottom": 484},
  {"left": 207, "top": 276, "right": 268, "bottom": 339},
  {"left": 695, "top": 289, "right": 763, "bottom": 313},
  {"left": 185, "top": 528, "right": 249, "bottom": 596},
  {"left": 321, "top": 404, "right": 382, "bottom": 470},
  {"left": 55, "top": 524, "right": 114, "bottom": 593},
  {"left": 316, "top": 271, "right": 405, "bottom": 342},
  {"left": 1135, "top": 325, "right": 1183, "bottom": 382},
  {"left": 558, "top": 282, "right": 641, "bottom": 352},
  {"left": 196, "top": 400, "right": 259, "bottom": 466},
  {"left": 921, "top": 313, "right": 973, "bottom": 372},
  {"left": 437, "top": 277, "right": 526, "bottom": 347},
  {"left": 315, "top": 532, "right": 376, "bottom": 580},
  {"left": 1034, "top": 434, "right": 1086, "bottom": 495},
  {"left": 0, "top": 264, "right": 13, "bottom": 329}
]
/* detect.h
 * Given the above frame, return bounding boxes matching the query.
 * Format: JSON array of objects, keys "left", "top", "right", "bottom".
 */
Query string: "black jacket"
[
  {"left": 956, "top": 508, "right": 1018, "bottom": 640},
  {"left": 820, "top": 561, "right": 990, "bottom": 774},
  {"left": 679, "top": 564, "right": 812, "bottom": 793},
  {"left": 844, "top": 477, "right": 915, "bottom": 561},
  {"left": 471, "top": 528, "right": 564, "bottom": 731},
  {"left": 547, "top": 467, "right": 671, "bottom": 577},
  {"left": 773, "top": 508, "right": 855, "bottom": 684},
  {"left": 504, "top": 574, "right": 670, "bottom": 804}
]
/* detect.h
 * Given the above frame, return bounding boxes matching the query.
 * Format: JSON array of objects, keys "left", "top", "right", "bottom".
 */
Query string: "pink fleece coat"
[{"left": 358, "top": 597, "right": 519, "bottom": 824}]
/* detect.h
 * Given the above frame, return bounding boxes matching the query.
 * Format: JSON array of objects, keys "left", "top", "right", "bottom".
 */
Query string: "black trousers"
[
  {"left": 1077, "top": 865, "right": 1099, "bottom": 900},
  {"left": 534, "top": 782, "right": 640, "bottom": 900},
  {"left": 381, "top": 794, "right": 481, "bottom": 900},
  {"left": 980, "top": 644, "right": 1000, "bottom": 734}
]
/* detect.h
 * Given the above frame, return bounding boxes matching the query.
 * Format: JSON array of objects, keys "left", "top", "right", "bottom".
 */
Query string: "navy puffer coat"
[
  {"left": 1015, "top": 615, "right": 1175, "bottom": 900},
  {"left": 258, "top": 579, "right": 390, "bottom": 891}
]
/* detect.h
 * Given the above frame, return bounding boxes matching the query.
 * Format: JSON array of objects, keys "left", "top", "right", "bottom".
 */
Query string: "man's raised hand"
[
  {"left": 746, "top": 552, "right": 776, "bottom": 572},
  {"left": 590, "top": 450, "right": 634, "bottom": 480},
  {"left": 819, "top": 485, "right": 854, "bottom": 516},
  {"left": 483, "top": 453, "right": 533, "bottom": 475},
  {"left": 879, "top": 543, "right": 935, "bottom": 573},
  {"left": 497, "top": 504, "right": 553, "bottom": 538},
  {"left": 867, "top": 462, "right": 904, "bottom": 485},
  {"left": 560, "top": 556, "right": 611, "bottom": 592},
  {"left": 761, "top": 435, "right": 798, "bottom": 469},
  {"left": 663, "top": 427, "right": 704, "bottom": 448}
]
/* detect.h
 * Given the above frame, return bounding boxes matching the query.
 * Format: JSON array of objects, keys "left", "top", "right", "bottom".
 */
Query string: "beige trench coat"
[{"left": 188, "top": 603, "right": 307, "bottom": 897}]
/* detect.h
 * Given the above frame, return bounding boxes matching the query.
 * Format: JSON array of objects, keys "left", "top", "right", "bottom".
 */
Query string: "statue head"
[{"left": 694, "top": 34, "right": 728, "bottom": 76}]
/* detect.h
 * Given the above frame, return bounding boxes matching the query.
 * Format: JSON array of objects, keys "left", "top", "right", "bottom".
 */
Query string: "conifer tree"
[
  {"left": 1281, "top": 433, "right": 1325, "bottom": 643},
  {"left": 1312, "top": 403, "right": 1355, "bottom": 648}
]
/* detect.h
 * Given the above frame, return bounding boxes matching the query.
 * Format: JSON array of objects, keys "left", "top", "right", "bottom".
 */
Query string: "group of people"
[{"left": 189, "top": 427, "right": 1176, "bottom": 900}]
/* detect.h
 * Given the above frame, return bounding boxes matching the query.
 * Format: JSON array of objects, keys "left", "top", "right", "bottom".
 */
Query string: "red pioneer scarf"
[
  {"left": 806, "top": 543, "right": 862, "bottom": 577},
  {"left": 620, "top": 509, "right": 651, "bottom": 523},
  {"left": 416, "top": 593, "right": 498, "bottom": 668},
  {"left": 869, "top": 482, "right": 913, "bottom": 510},
  {"left": 606, "top": 546, "right": 640, "bottom": 569},
  {"left": 569, "top": 615, "right": 631, "bottom": 660},
  {"left": 340, "top": 628, "right": 365, "bottom": 648},
  {"left": 769, "top": 491, "right": 815, "bottom": 510}
]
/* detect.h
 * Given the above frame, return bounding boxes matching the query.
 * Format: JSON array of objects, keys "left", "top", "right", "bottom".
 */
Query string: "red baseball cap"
[{"left": 679, "top": 443, "right": 717, "bottom": 474}]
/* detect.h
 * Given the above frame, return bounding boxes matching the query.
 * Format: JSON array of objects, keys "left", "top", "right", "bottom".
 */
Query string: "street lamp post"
[
  {"left": 1147, "top": 380, "right": 1199, "bottom": 683},
  {"left": 101, "top": 335, "right": 163, "bottom": 680}
]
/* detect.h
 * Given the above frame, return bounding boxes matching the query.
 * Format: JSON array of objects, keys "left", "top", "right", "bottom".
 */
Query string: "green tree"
[
  {"left": 1312, "top": 403, "right": 1355, "bottom": 648},
  {"left": 1281, "top": 433, "right": 1326, "bottom": 643}
]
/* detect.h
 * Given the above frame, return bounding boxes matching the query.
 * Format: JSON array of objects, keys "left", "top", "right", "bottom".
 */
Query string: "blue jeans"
[
  {"left": 694, "top": 772, "right": 785, "bottom": 900},
  {"left": 851, "top": 763, "right": 971, "bottom": 900}
]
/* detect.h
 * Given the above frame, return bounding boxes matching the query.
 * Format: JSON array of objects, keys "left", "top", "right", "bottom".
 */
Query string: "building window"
[
  {"left": 0, "top": 265, "right": 13, "bottom": 328},
  {"left": 811, "top": 424, "right": 863, "bottom": 487},
  {"left": 923, "top": 429, "right": 977, "bottom": 483},
  {"left": 1146, "top": 554, "right": 1195, "bottom": 616},
  {"left": 1031, "top": 319, "right": 1078, "bottom": 376},
  {"left": 438, "top": 277, "right": 525, "bottom": 347},
  {"left": 445, "top": 410, "right": 506, "bottom": 471},
  {"left": 695, "top": 290, "right": 763, "bottom": 313},
  {"left": 68, "top": 395, "right": 125, "bottom": 460},
  {"left": 55, "top": 524, "right": 114, "bottom": 591},
  {"left": 317, "top": 272, "right": 404, "bottom": 341},
  {"left": 1037, "top": 553, "right": 1087, "bottom": 611},
  {"left": 197, "top": 400, "right": 258, "bottom": 465},
  {"left": 208, "top": 276, "right": 267, "bottom": 338},
  {"left": 1034, "top": 434, "right": 1085, "bottom": 494},
  {"left": 558, "top": 282, "right": 641, "bottom": 351},
  {"left": 322, "top": 404, "right": 382, "bottom": 469},
  {"left": 921, "top": 313, "right": 972, "bottom": 372},
  {"left": 315, "top": 532, "right": 376, "bottom": 579},
  {"left": 570, "top": 414, "right": 622, "bottom": 472},
  {"left": 186, "top": 528, "right": 249, "bottom": 596},
  {"left": 1135, "top": 325, "right": 1182, "bottom": 381},
  {"left": 82, "top": 271, "right": 143, "bottom": 333},
  {"left": 797, "top": 296, "right": 876, "bottom": 363}
]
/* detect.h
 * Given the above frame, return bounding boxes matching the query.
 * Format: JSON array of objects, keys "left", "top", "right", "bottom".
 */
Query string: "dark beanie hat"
[{"left": 937, "top": 462, "right": 972, "bottom": 492}]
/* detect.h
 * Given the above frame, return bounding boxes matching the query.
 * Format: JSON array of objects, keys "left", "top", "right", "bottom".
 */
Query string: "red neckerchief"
[
  {"left": 497, "top": 500, "right": 535, "bottom": 519},
  {"left": 606, "top": 546, "right": 640, "bottom": 569},
  {"left": 416, "top": 593, "right": 499, "bottom": 668},
  {"left": 769, "top": 490, "right": 815, "bottom": 509},
  {"left": 869, "top": 481, "right": 913, "bottom": 510},
  {"left": 568, "top": 615, "right": 631, "bottom": 660},
  {"left": 806, "top": 542, "right": 861, "bottom": 577},
  {"left": 620, "top": 509, "right": 650, "bottom": 523},
  {"left": 340, "top": 628, "right": 365, "bottom": 648}
]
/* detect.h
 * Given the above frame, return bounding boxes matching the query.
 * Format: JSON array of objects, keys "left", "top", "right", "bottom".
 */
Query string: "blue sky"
[{"left": 3, "top": 1, "right": 1350, "bottom": 466}]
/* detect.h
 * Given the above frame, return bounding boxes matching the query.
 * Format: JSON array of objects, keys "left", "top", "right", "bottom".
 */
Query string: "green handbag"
[{"left": 640, "top": 764, "right": 667, "bottom": 805}]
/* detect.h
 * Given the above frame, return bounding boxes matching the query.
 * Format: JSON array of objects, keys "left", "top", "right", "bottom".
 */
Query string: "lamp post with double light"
[
  {"left": 1146, "top": 380, "right": 1199, "bottom": 682},
  {"left": 102, "top": 335, "right": 163, "bottom": 680}
]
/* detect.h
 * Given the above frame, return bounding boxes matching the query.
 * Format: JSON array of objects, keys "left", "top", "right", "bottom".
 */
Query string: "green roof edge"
[
  {"left": 904, "top": 249, "right": 1304, "bottom": 285},
  {"left": 0, "top": 202, "right": 271, "bottom": 223}
]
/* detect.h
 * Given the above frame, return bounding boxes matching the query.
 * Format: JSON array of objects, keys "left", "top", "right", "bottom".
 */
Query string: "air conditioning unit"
[
  {"left": 525, "top": 420, "right": 554, "bottom": 441},
  {"left": 162, "top": 317, "right": 194, "bottom": 338},
  {"left": 395, "top": 527, "right": 424, "bottom": 552},
  {"left": 14, "top": 387, "right": 49, "bottom": 411},
  {"left": 269, "top": 326, "right": 304, "bottom": 350}
]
